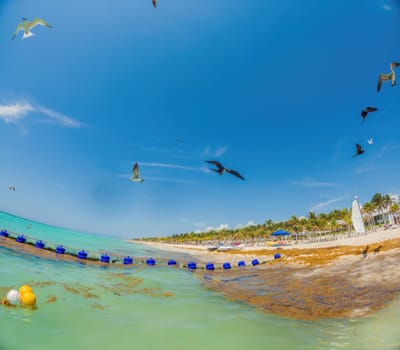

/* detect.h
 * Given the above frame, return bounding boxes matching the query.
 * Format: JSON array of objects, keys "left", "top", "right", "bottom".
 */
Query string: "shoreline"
[
  {"left": 131, "top": 228, "right": 400, "bottom": 319},
  {"left": 130, "top": 226, "right": 400, "bottom": 264}
]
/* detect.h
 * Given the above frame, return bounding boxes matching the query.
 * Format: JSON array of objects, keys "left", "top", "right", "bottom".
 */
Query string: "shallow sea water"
[{"left": 0, "top": 212, "right": 399, "bottom": 350}]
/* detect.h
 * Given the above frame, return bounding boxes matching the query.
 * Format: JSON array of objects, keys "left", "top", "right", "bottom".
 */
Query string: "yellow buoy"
[
  {"left": 19, "top": 285, "right": 32, "bottom": 295},
  {"left": 20, "top": 291, "right": 36, "bottom": 306}
]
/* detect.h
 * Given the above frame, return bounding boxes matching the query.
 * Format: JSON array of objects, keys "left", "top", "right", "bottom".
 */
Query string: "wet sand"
[{"left": 134, "top": 230, "right": 400, "bottom": 320}]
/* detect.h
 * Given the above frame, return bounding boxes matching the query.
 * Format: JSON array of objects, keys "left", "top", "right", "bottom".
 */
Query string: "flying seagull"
[
  {"left": 12, "top": 17, "right": 52, "bottom": 40},
  {"left": 352, "top": 144, "right": 365, "bottom": 158},
  {"left": 361, "top": 107, "right": 378, "bottom": 122},
  {"left": 129, "top": 163, "right": 144, "bottom": 183},
  {"left": 367, "top": 138, "right": 374, "bottom": 145},
  {"left": 377, "top": 62, "right": 400, "bottom": 92},
  {"left": 205, "top": 160, "right": 245, "bottom": 180},
  {"left": 152, "top": 0, "right": 157, "bottom": 8},
  {"left": 8, "top": 185, "right": 16, "bottom": 191}
]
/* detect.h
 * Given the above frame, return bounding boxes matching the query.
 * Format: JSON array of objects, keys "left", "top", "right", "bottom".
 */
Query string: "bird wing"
[
  {"left": 153, "top": 0, "right": 157, "bottom": 7},
  {"left": 390, "top": 62, "right": 400, "bottom": 70},
  {"left": 133, "top": 163, "right": 139, "bottom": 178},
  {"left": 366, "top": 107, "right": 378, "bottom": 113},
  {"left": 356, "top": 143, "right": 364, "bottom": 154},
  {"left": 30, "top": 18, "right": 52, "bottom": 29},
  {"left": 205, "top": 160, "right": 224, "bottom": 170},
  {"left": 12, "top": 23, "right": 24, "bottom": 40},
  {"left": 377, "top": 74, "right": 391, "bottom": 92},
  {"left": 225, "top": 168, "right": 245, "bottom": 180}
]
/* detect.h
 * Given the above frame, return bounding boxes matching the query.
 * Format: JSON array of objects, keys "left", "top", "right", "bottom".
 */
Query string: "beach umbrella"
[{"left": 271, "top": 229, "right": 291, "bottom": 236}]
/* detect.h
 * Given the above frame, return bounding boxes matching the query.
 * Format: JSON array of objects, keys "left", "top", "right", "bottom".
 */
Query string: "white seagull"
[
  {"left": 377, "top": 62, "right": 400, "bottom": 92},
  {"left": 367, "top": 138, "right": 374, "bottom": 145},
  {"left": 129, "top": 163, "right": 144, "bottom": 183},
  {"left": 12, "top": 17, "right": 52, "bottom": 40}
]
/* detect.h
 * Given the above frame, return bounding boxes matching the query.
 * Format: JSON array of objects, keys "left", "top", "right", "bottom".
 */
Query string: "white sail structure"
[{"left": 351, "top": 196, "right": 366, "bottom": 234}]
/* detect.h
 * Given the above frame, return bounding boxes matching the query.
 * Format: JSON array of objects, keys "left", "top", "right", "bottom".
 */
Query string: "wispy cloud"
[
  {"left": 0, "top": 101, "right": 84, "bottom": 128},
  {"left": 234, "top": 220, "right": 256, "bottom": 229},
  {"left": 383, "top": 4, "right": 392, "bottom": 11},
  {"left": 354, "top": 166, "right": 374, "bottom": 174},
  {"left": 140, "top": 162, "right": 208, "bottom": 173},
  {"left": 0, "top": 102, "right": 35, "bottom": 123},
  {"left": 195, "top": 223, "right": 230, "bottom": 233},
  {"left": 143, "top": 176, "right": 196, "bottom": 184},
  {"left": 291, "top": 177, "right": 340, "bottom": 187},
  {"left": 376, "top": 144, "right": 400, "bottom": 158},
  {"left": 36, "top": 105, "right": 83, "bottom": 128},
  {"left": 309, "top": 197, "right": 344, "bottom": 212},
  {"left": 202, "top": 145, "right": 228, "bottom": 158}
]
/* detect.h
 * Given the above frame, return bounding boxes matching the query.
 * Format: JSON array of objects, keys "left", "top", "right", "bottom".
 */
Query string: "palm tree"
[
  {"left": 362, "top": 201, "right": 376, "bottom": 228},
  {"left": 372, "top": 193, "right": 387, "bottom": 224},
  {"left": 389, "top": 203, "right": 400, "bottom": 224}
]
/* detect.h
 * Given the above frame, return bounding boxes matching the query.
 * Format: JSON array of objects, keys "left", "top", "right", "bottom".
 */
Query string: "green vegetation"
[{"left": 137, "top": 193, "right": 400, "bottom": 244}]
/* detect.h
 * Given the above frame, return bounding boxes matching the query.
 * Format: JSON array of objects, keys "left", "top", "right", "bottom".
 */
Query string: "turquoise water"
[{"left": 0, "top": 212, "right": 399, "bottom": 350}]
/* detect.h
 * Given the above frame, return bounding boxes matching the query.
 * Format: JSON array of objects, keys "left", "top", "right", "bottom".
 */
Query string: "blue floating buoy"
[
  {"left": 56, "top": 245, "right": 66, "bottom": 254},
  {"left": 206, "top": 263, "right": 215, "bottom": 271},
  {"left": 274, "top": 253, "right": 281, "bottom": 259},
  {"left": 35, "top": 240, "right": 45, "bottom": 249},
  {"left": 238, "top": 261, "right": 246, "bottom": 267},
  {"left": 100, "top": 254, "right": 110, "bottom": 263},
  {"left": 223, "top": 262, "right": 231, "bottom": 270},
  {"left": 146, "top": 258, "right": 156, "bottom": 266},
  {"left": 0, "top": 230, "right": 8, "bottom": 237},
  {"left": 77, "top": 250, "right": 88, "bottom": 259},
  {"left": 167, "top": 259, "right": 177, "bottom": 266},
  {"left": 187, "top": 262, "right": 196, "bottom": 269},
  {"left": 123, "top": 256, "right": 133, "bottom": 265},
  {"left": 16, "top": 235, "right": 26, "bottom": 243},
  {"left": 251, "top": 259, "right": 259, "bottom": 266}
]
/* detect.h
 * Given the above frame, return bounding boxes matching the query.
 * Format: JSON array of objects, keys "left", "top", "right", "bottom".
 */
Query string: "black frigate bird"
[
  {"left": 361, "top": 107, "right": 378, "bottom": 122},
  {"left": 352, "top": 144, "right": 365, "bottom": 158},
  {"left": 205, "top": 161, "right": 245, "bottom": 180}
]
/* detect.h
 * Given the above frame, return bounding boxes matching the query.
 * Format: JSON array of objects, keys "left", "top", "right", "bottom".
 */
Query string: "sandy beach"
[
  {"left": 133, "top": 228, "right": 400, "bottom": 319},
  {"left": 131, "top": 226, "right": 400, "bottom": 264}
]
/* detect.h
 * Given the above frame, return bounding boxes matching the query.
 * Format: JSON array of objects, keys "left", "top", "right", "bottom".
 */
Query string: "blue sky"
[{"left": 0, "top": 0, "right": 400, "bottom": 238}]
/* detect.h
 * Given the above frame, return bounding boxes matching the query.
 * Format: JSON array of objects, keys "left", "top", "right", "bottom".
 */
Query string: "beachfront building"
[{"left": 364, "top": 193, "right": 400, "bottom": 226}]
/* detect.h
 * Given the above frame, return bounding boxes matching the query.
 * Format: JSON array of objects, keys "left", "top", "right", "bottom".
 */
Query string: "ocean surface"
[{"left": 0, "top": 211, "right": 399, "bottom": 350}]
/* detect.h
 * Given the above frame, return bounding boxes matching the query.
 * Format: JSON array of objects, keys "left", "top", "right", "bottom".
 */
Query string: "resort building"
[{"left": 366, "top": 193, "right": 400, "bottom": 225}]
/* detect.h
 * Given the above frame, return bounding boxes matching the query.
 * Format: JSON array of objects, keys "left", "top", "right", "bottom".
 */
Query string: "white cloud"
[
  {"left": 309, "top": 197, "right": 343, "bottom": 212},
  {"left": 36, "top": 105, "right": 83, "bottom": 128},
  {"left": 291, "top": 177, "right": 340, "bottom": 187},
  {"left": 0, "top": 102, "right": 35, "bottom": 123},
  {"left": 0, "top": 101, "right": 83, "bottom": 128},
  {"left": 142, "top": 176, "right": 196, "bottom": 184},
  {"left": 140, "top": 162, "right": 208, "bottom": 173},
  {"left": 354, "top": 166, "right": 374, "bottom": 174},
  {"left": 246, "top": 220, "right": 256, "bottom": 226},
  {"left": 383, "top": 4, "right": 392, "bottom": 11},
  {"left": 202, "top": 145, "right": 228, "bottom": 158}
]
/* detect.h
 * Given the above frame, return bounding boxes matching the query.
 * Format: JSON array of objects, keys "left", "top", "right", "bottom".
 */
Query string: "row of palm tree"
[{"left": 138, "top": 193, "right": 400, "bottom": 244}]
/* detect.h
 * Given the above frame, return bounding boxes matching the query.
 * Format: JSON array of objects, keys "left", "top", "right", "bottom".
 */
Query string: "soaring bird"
[
  {"left": 8, "top": 185, "right": 16, "bottom": 191},
  {"left": 205, "top": 161, "right": 245, "bottom": 180},
  {"left": 361, "top": 107, "right": 378, "bottom": 122},
  {"left": 352, "top": 144, "right": 365, "bottom": 158},
  {"left": 12, "top": 17, "right": 52, "bottom": 40},
  {"left": 152, "top": 0, "right": 157, "bottom": 8},
  {"left": 367, "top": 138, "right": 374, "bottom": 145},
  {"left": 377, "top": 62, "right": 400, "bottom": 92},
  {"left": 129, "top": 163, "right": 144, "bottom": 183}
]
